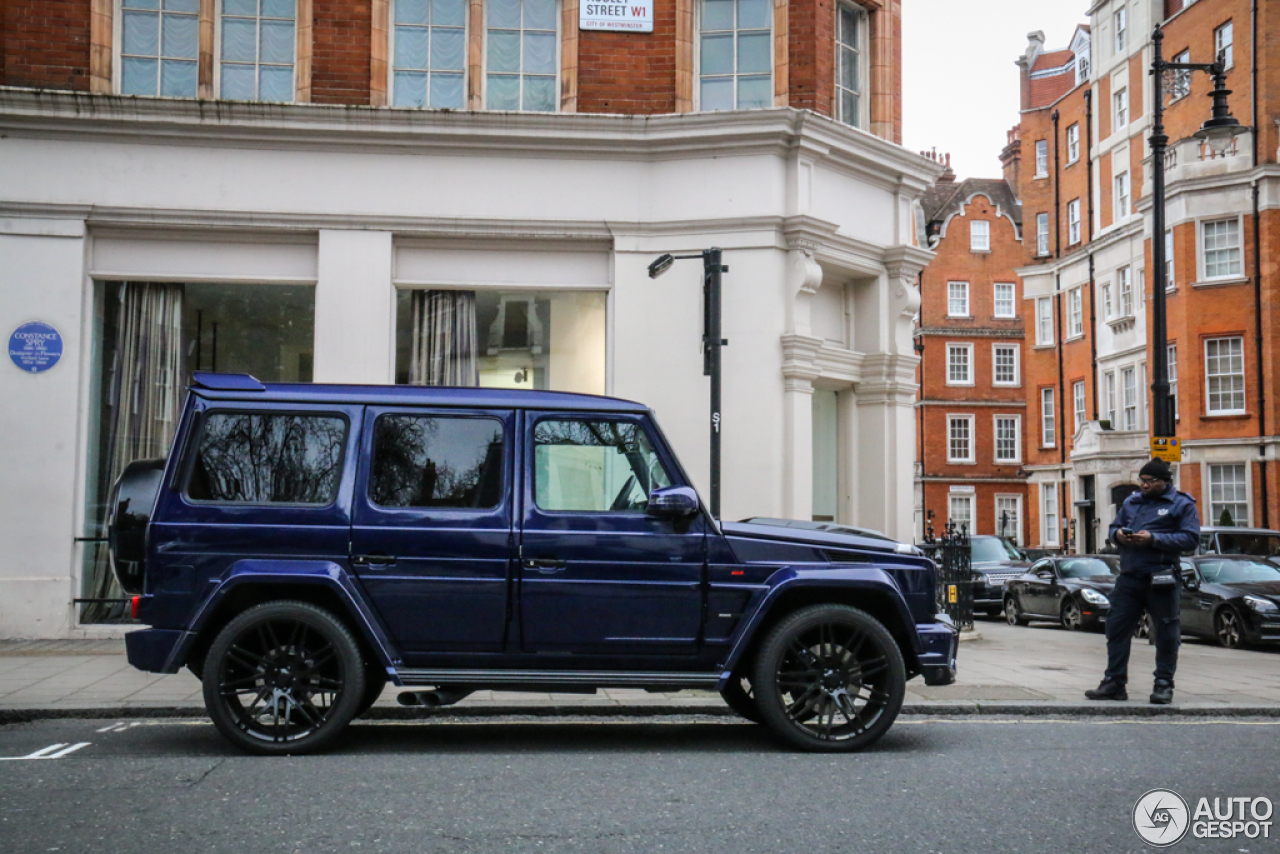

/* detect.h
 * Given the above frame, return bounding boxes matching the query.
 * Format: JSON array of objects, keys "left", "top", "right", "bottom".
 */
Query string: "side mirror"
[
  {"left": 647, "top": 485, "right": 700, "bottom": 518},
  {"left": 1180, "top": 566, "right": 1201, "bottom": 591}
]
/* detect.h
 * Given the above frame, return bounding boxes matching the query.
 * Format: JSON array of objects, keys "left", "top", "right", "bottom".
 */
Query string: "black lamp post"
[
  {"left": 1148, "top": 24, "right": 1247, "bottom": 438},
  {"left": 649, "top": 248, "right": 728, "bottom": 518}
]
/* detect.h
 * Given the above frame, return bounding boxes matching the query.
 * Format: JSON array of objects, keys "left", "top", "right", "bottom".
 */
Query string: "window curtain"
[
  {"left": 84, "top": 282, "right": 184, "bottom": 623},
  {"left": 409, "top": 289, "right": 479, "bottom": 386}
]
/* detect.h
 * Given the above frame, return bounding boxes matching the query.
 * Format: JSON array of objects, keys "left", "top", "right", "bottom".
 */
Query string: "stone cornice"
[
  {"left": 915, "top": 327, "right": 1025, "bottom": 339},
  {"left": 0, "top": 88, "right": 941, "bottom": 193}
]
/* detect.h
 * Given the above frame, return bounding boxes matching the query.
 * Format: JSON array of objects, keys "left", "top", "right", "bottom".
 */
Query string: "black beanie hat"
[{"left": 1139, "top": 458, "right": 1173, "bottom": 481}]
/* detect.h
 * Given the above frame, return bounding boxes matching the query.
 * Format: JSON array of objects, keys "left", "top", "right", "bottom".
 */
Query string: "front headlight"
[
  {"left": 1080, "top": 588, "right": 1110, "bottom": 605},
  {"left": 1243, "top": 595, "right": 1279, "bottom": 613}
]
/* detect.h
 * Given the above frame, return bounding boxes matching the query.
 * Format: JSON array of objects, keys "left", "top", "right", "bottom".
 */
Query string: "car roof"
[
  {"left": 189, "top": 372, "right": 650, "bottom": 412},
  {"left": 1200, "top": 526, "right": 1280, "bottom": 536}
]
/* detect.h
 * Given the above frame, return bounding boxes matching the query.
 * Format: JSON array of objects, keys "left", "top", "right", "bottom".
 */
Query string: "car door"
[
  {"left": 350, "top": 406, "right": 515, "bottom": 654},
  {"left": 518, "top": 411, "right": 706, "bottom": 658},
  {"left": 1022, "top": 560, "right": 1058, "bottom": 616},
  {"left": 1182, "top": 560, "right": 1218, "bottom": 636}
]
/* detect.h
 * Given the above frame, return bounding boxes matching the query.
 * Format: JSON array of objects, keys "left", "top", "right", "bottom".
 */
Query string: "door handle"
[
  {"left": 523, "top": 558, "right": 567, "bottom": 573},
  {"left": 352, "top": 554, "right": 396, "bottom": 567}
]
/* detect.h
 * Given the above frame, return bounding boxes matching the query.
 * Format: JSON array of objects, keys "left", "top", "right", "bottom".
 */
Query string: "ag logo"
[{"left": 1134, "top": 789, "right": 1191, "bottom": 846}]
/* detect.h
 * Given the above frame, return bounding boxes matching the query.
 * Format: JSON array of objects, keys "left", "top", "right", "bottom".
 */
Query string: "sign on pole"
[
  {"left": 580, "top": 0, "right": 653, "bottom": 32},
  {"left": 1150, "top": 436, "right": 1182, "bottom": 463}
]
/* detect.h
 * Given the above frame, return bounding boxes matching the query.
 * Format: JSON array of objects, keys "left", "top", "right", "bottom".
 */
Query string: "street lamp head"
[
  {"left": 1193, "top": 66, "right": 1247, "bottom": 155},
  {"left": 648, "top": 254, "right": 675, "bottom": 279}
]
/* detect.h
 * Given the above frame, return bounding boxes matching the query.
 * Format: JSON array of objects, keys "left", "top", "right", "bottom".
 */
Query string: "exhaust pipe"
[{"left": 396, "top": 688, "right": 473, "bottom": 709}]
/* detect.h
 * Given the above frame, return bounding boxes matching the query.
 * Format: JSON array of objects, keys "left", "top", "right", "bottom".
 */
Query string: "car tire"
[
  {"left": 751, "top": 604, "right": 905, "bottom": 753},
  {"left": 719, "top": 674, "right": 763, "bottom": 724},
  {"left": 1060, "top": 599, "right": 1083, "bottom": 632},
  {"left": 1004, "top": 596, "right": 1029, "bottom": 626},
  {"left": 1215, "top": 608, "right": 1246, "bottom": 649},
  {"left": 202, "top": 600, "right": 366, "bottom": 755}
]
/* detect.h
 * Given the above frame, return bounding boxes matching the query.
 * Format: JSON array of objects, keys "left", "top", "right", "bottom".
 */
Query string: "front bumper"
[{"left": 916, "top": 618, "right": 959, "bottom": 685}]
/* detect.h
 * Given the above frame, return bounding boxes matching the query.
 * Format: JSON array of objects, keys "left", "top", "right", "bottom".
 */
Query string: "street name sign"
[{"left": 580, "top": 0, "right": 653, "bottom": 31}]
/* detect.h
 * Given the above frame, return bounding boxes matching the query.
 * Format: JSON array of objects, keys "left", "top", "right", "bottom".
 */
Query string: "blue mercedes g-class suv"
[{"left": 110, "top": 373, "right": 956, "bottom": 754}]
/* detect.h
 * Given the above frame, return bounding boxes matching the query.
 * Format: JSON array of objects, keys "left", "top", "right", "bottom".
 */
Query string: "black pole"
[
  {"left": 1149, "top": 25, "right": 1174, "bottom": 438},
  {"left": 703, "top": 248, "right": 725, "bottom": 519}
]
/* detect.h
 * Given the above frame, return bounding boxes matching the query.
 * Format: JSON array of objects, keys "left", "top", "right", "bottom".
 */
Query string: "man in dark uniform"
[{"left": 1085, "top": 458, "right": 1200, "bottom": 705}]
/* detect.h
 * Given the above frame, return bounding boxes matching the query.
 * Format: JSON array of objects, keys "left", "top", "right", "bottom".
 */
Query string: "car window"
[
  {"left": 1198, "top": 560, "right": 1223, "bottom": 582},
  {"left": 1210, "top": 559, "right": 1280, "bottom": 584},
  {"left": 1029, "top": 560, "right": 1053, "bottom": 576},
  {"left": 1059, "top": 558, "right": 1119, "bottom": 579},
  {"left": 533, "top": 419, "right": 671, "bottom": 512},
  {"left": 971, "top": 537, "right": 1022, "bottom": 562},
  {"left": 186, "top": 412, "right": 347, "bottom": 505},
  {"left": 1215, "top": 533, "right": 1280, "bottom": 557},
  {"left": 369, "top": 415, "right": 504, "bottom": 509}
]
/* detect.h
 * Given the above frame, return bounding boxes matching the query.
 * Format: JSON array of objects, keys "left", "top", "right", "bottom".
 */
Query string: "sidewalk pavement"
[{"left": 2, "top": 619, "right": 1278, "bottom": 721}]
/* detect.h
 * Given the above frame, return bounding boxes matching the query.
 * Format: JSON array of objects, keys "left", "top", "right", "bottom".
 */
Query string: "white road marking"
[
  {"left": 96, "top": 722, "right": 143, "bottom": 733},
  {"left": 0, "top": 742, "right": 91, "bottom": 760}
]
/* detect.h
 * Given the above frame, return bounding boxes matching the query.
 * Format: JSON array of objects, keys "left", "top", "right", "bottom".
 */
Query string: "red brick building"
[{"left": 915, "top": 158, "right": 1028, "bottom": 544}]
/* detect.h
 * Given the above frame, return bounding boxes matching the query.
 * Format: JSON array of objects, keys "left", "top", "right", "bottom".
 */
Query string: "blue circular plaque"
[{"left": 9, "top": 321, "right": 64, "bottom": 373}]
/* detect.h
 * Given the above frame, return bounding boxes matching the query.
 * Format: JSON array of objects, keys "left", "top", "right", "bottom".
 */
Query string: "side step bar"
[{"left": 393, "top": 668, "right": 722, "bottom": 691}]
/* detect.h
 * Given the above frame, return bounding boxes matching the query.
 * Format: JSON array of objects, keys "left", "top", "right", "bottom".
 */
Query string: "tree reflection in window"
[
  {"left": 188, "top": 413, "right": 346, "bottom": 504},
  {"left": 370, "top": 415, "right": 504, "bottom": 508},
  {"left": 533, "top": 420, "right": 671, "bottom": 512}
]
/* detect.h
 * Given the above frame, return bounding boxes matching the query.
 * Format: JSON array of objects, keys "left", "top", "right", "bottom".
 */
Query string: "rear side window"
[
  {"left": 369, "top": 415, "right": 504, "bottom": 509},
  {"left": 186, "top": 412, "right": 347, "bottom": 505},
  {"left": 533, "top": 419, "right": 671, "bottom": 512}
]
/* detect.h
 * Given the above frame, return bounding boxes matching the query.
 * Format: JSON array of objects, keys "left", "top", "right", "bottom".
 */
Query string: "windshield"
[
  {"left": 1214, "top": 533, "right": 1280, "bottom": 557},
  {"left": 1198, "top": 559, "right": 1280, "bottom": 584},
  {"left": 970, "top": 537, "right": 1022, "bottom": 562},
  {"left": 1058, "top": 557, "right": 1120, "bottom": 579}
]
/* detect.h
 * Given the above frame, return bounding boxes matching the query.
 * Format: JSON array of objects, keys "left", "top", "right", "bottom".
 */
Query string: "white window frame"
[
  {"left": 1165, "top": 229, "right": 1176, "bottom": 290},
  {"left": 1114, "top": 86, "right": 1128, "bottom": 129},
  {"left": 1035, "top": 140, "right": 1048, "bottom": 178},
  {"left": 947, "top": 281, "right": 970, "bottom": 317},
  {"left": 1073, "top": 380, "right": 1086, "bottom": 434},
  {"left": 696, "top": 0, "right": 773, "bottom": 111},
  {"left": 946, "top": 342, "right": 974, "bottom": 387},
  {"left": 949, "top": 492, "right": 976, "bottom": 530},
  {"left": 1121, "top": 365, "right": 1137, "bottom": 430},
  {"left": 1215, "top": 21, "right": 1233, "bottom": 70},
  {"left": 994, "top": 414, "right": 1021, "bottom": 464},
  {"left": 1066, "top": 199, "right": 1081, "bottom": 244},
  {"left": 1104, "top": 370, "right": 1116, "bottom": 426},
  {"left": 215, "top": 0, "right": 299, "bottom": 103},
  {"left": 1066, "top": 123, "right": 1080, "bottom": 164},
  {"left": 390, "top": 0, "right": 470, "bottom": 109},
  {"left": 1036, "top": 213, "right": 1049, "bottom": 256},
  {"left": 483, "top": 0, "right": 562, "bottom": 112},
  {"left": 1036, "top": 296, "right": 1053, "bottom": 345},
  {"left": 1206, "top": 462, "right": 1250, "bottom": 527},
  {"left": 1114, "top": 171, "right": 1130, "bottom": 219},
  {"left": 995, "top": 493, "right": 1023, "bottom": 545},
  {"left": 1168, "top": 342, "right": 1179, "bottom": 420},
  {"left": 1117, "top": 265, "right": 1133, "bottom": 317},
  {"left": 1042, "top": 483, "right": 1060, "bottom": 546},
  {"left": 1114, "top": 7, "right": 1127, "bottom": 53},
  {"left": 947, "top": 414, "right": 976, "bottom": 464},
  {"left": 1067, "top": 287, "right": 1083, "bottom": 338},
  {"left": 1041, "top": 387, "right": 1056, "bottom": 447},
  {"left": 117, "top": 0, "right": 201, "bottom": 97},
  {"left": 1200, "top": 217, "right": 1243, "bottom": 281},
  {"left": 970, "top": 220, "right": 990, "bottom": 252},
  {"left": 1205, "top": 336, "right": 1247, "bottom": 415},
  {"left": 992, "top": 343, "right": 1020, "bottom": 387},
  {"left": 993, "top": 282, "right": 1016, "bottom": 318},
  {"left": 834, "top": 1, "right": 867, "bottom": 128},
  {"left": 1101, "top": 281, "right": 1112, "bottom": 320}
]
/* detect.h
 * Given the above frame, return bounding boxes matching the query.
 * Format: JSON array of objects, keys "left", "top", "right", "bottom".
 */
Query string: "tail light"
[{"left": 131, "top": 596, "right": 140, "bottom": 620}]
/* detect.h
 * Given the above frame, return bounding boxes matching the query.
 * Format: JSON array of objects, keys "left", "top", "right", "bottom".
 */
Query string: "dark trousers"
[{"left": 1103, "top": 572, "right": 1180, "bottom": 685}]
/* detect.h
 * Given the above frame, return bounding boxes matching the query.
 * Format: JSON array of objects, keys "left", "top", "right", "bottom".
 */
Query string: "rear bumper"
[
  {"left": 915, "top": 619, "right": 959, "bottom": 685},
  {"left": 124, "top": 628, "right": 189, "bottom": 674}
]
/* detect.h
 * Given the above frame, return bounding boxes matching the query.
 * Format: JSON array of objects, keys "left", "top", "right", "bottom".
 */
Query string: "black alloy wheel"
[
  {"left": 752, "top": 605, "right": 906, "bottom": 752},
  {"left": 1005, "top": 596, "right": 1029, "bottom": 626},
  {"left": 1060, "top": 599, "right": 1084, "bottom": 631},
  {"left": 720, "top": 674, "right": 763, "bottom": 724},
  {"left": 202, "top": 601, "right": 367, "bottom": 755},
  {"left": 1215, "top": 608, "right": 1245, "bottom": 649}
]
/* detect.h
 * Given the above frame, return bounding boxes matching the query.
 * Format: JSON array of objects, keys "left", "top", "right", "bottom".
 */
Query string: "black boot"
[
  {"left": 1085, "top": 680, "right": 1128, "bottom": 701},
  {"left": 1150, "top": 680, "right": 1174, "bottom": 705}
]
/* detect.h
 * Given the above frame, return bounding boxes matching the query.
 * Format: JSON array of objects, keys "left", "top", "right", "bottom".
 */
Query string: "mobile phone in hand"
[{"left": 1120, "top": 527, "right": 1134, "bottom": 537}]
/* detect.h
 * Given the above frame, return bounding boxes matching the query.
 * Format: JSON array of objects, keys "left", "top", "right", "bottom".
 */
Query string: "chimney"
[
  {"left": 1017, "top": 31, "right": 1046, "bottom": 112},
  {"left": 1000, "top": 124, "right": 1022, "bottom": 199}
]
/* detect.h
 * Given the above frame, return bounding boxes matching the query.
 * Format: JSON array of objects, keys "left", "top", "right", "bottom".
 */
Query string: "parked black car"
[
  {"left": 1004, "top": 555, "right": 1121, "bottom": 631},
  {"left": 969, "top": 535, "right": 1031, "bottom": 616},
  {"left": 1177, "top": 556, "right": 1280, "bottom": 648},
  {"left": 1196, "top": 527, "right": 1280, "bottom": 558}
]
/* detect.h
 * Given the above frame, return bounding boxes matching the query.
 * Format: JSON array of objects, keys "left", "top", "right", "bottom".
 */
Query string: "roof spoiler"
[{"left": 192, "top": 371, "right": 266, "bottom": 392}]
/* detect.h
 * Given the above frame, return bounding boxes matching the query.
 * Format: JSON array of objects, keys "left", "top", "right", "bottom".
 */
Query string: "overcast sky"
[{"left": 902, "top": 0, "right": 1090, "bottom": 180}]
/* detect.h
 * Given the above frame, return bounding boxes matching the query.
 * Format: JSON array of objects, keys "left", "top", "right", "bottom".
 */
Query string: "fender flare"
[
  {"left": 717, "top": 567, "right": 922, "bottom": 688},
  {"left": 164, "top": 559, "right": 400, "bottom": 675}
]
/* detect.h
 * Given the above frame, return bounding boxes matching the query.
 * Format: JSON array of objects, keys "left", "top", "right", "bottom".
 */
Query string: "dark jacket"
[{"left": 1108, "top": 485, "right": 1201, "bottom": 576}]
